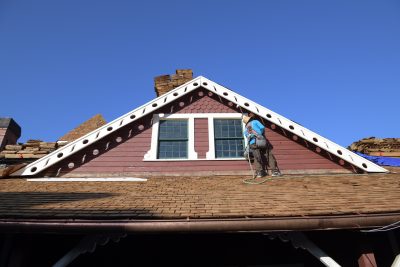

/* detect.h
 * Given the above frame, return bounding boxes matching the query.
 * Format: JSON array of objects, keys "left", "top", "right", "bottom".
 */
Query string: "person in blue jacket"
[{"left": 243, "top": 115, "right": 281, "bottom": 178}]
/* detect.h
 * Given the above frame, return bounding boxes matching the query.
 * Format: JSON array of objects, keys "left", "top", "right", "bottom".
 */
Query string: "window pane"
[
  {"left": 159, "top": 120, "right": 188, "bottom": 140},
  {"left": 215, "top": 139, "right": 244, "bottom": 158},
  {"left": 214, "top": 119, "right": 242, "bottom": 138},
  {"left": 158, "top": 140, "right": 188, "bottom": 159}
]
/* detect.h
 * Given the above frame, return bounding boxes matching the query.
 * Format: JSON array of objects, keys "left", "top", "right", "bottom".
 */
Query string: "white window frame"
[{"left": 144, "top": 113, "right": 245, "bottom": 161}]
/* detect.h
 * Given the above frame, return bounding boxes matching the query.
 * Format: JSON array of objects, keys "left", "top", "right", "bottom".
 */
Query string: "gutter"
[{"left": 1, "top": 213, "right": 400, "bottom": 234}]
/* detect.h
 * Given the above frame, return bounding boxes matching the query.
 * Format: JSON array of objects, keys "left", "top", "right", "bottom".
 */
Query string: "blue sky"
[{"left": 1, "top": 0, "right": 399, "bottom": 147}]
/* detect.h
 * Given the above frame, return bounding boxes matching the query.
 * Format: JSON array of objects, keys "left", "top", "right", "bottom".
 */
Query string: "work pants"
[{"left": 250, "top": 144, "right": 279, "bottom": 173}]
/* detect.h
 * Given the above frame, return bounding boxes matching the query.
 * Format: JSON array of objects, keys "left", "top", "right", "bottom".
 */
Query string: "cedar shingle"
[{"left": 0, "top": 172, "right": 399, "bottom": 221}]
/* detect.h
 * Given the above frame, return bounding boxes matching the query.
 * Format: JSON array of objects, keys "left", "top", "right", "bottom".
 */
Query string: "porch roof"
[{"left": 0, "top": 171, "right": 399, "bottom": 233}]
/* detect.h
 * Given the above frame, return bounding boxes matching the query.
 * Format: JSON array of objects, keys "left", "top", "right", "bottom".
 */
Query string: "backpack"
[
  {"left": 255, "top": 134, "right": 267, "bottom": 149},
  {"left": 246, "top": 123, "right": 267, "bottom": 149}
]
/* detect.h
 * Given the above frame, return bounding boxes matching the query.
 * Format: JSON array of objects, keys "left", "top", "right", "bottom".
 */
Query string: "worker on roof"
[{"left": 243, "top": 114, "right": 281, "bottom": 178}]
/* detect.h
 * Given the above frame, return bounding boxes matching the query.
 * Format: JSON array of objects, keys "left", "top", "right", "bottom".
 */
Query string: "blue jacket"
[{"left": 244, "top": 120, "right": 265, "bottom": 145}]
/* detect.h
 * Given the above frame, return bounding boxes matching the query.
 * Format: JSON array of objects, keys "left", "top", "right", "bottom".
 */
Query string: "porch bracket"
[
  {"left": 52, "top": 233, "right": 126, "bottom": 267},
  {"left": 392, "top": 254, "right": 400, "bottom": 267},
  {"left": 273, "top": 232, "right": 341, "bottom": 267}
]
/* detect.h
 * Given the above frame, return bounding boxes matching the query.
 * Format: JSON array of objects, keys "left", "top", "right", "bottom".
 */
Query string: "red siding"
[
  {"left": 154, "top": 90, "right": 238, "bottom": 115},
  {"left": 195, "top": 118, "right": 208, "bottom": 159},
  {"left": 174, "top": 91, "right": 237, "bottom": 113},
  {"left": 44, "top": 88, "right": 353, "bottom": 177}
]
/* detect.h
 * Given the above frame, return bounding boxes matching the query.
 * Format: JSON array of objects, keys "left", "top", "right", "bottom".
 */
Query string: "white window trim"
[{"left": 144, "top": 113, "right": 245, "bottom": 161}]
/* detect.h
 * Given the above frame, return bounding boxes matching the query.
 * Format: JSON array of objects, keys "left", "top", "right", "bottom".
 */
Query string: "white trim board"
[
  {"left": 11, "top": 76, "right": 388, "bottom": 176},
  {"left": 27, "top": 177, "right": 147, "bottom": 182}
]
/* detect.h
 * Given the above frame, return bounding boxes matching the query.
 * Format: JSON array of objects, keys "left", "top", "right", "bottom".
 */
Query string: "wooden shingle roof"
[{"left": 1, "top": 172, "right": 400, "bottom": 233}]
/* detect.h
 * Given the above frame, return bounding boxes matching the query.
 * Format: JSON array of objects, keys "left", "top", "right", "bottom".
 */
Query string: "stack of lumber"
[
  {"left": 348, "top": 137, "right": 400, "bottom": 158},
  {"left": 0, "top": 140, "right": 67, "bottom": 177},
  {"left": 0, "top": 139, "right": 65, "bottom": 159}
]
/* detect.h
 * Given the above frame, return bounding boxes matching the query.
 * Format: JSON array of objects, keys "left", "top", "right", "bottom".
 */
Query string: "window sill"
[{"left": 143, "top": 158, "right": 245, "bottom": 162}]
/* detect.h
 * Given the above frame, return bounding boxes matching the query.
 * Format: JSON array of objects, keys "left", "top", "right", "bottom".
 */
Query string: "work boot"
[
  {"left": 272, "top": 170, "right": 282, "bottom": 177},
  {"left": 256, "top": 170, "right": 267, "bottom": 178}
]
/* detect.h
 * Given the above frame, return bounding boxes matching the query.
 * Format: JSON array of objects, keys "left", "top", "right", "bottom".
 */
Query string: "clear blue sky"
[{"left": 1, "top": 0, "right": 399, "bottom": 147}]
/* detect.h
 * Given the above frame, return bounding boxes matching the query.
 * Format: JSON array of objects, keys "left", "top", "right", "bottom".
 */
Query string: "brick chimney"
[
  {"left": 154, "top": 69, "right": 193, "bottom": 97},
  {"left": 58, "top": 114, "right": 107, "bottom": 142},
  {"left": 0, "top": 118, "right": 21, "bottom": 151}
]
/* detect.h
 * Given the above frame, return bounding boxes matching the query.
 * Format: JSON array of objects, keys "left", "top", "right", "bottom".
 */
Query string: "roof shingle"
[{"left": 0, "top": 173, "right": 399, "bottom": 223}]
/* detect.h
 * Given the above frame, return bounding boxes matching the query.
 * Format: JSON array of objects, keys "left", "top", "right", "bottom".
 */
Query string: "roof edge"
[{"left": 1, "top": 213, "right": 399, "bottom": 234}]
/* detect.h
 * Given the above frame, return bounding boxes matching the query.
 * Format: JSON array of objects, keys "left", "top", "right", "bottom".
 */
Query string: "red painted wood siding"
[
  {"left": 194, "top": 118, "right": 208, "bottom": 159},
  {"left": 44, "top": 89, "right": 353, "bottom": 177},
  {"left": 173, "top": 91, "right": 237, "bottom": 113}
]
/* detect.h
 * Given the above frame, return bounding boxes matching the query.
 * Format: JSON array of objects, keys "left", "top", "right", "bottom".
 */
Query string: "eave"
[{"left": 1, "top": 213, "right": 400, "bottom": 234}]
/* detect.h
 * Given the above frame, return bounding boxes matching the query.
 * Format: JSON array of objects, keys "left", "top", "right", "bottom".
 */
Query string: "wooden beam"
[{"left": 369, "top": 152, "right": 400, "bottom": 158}]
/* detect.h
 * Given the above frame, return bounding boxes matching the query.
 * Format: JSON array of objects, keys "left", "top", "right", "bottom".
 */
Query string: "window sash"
[
  {"left": 158, "top": 140, "right": 188, "bottom": 159},
  {"left": 214, "top": 119, "right": 243, "bottom": 139},
  {"left": 215, "top": 138, "right": 244, "bottom": 158},
  {"left": 158, "top": 120, "right": 188, "bottom": 140},
  {"left": 214, "top": 119, "right": 244, "bottom": 158},
  {"left": 158, "top": 119, "right": 188, "bottom": 159}
]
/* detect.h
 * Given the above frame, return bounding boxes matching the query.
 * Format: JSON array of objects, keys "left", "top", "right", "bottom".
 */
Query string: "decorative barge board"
[{"left": 11, "top": 76, "right": 388, "bottom": 177}]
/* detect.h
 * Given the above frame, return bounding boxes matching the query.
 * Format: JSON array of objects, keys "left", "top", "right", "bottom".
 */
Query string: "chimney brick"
[
  {"left": 154, "top": 69, "right": 193, "bottom": 97},
  {"left": 58, "top": 114, "right": 106, "bottom": 142},
  {"left": 0, "top": 118, "right": 21, "bottom": 151}
]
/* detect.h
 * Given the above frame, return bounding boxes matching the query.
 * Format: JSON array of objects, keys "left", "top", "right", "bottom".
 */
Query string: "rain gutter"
[{"left": 1, "top": 213, "right": 399, "bottom": 234}]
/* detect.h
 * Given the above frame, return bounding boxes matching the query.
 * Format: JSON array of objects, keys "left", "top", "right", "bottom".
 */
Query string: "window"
[
  {"left": 144, "top": 113, "right": 243, "bottom": 161},
  {"left": 214, "top": 119, "right": 244, "bottom": 158},
  {"left": 157, "top": 120, "right": 188, "bottom": 159}
]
